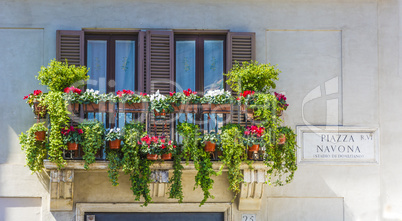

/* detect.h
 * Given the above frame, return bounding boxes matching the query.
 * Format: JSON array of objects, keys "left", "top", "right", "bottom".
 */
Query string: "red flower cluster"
[
  {"left": 61, "top": 126, "right": 83, "bottom": 136},
  {"left": 169, "top": 91, "right": 176, "bottom": 96},
  {"left": 274, "top": 92, "right": 289, "bottom": 108},
  {"left": 183, "top": 88, "right": 197, "bottom": 96},
  {"left": 240, "top": 91, "right": 255, "bottom": 98},
  {"left": 23, "top": 90, "right": 43, "bottom": 100},
  {"left": 245, "top": 125, "right": 265, "bottom": 137},
  {"left": 64, "top": 86, "right": 82, "bottom": 94},
  {"left": 116, "top": 89, "right": 134, "bottom": 97},
  {"left": 140, "top": 135, "right": 176, "bottom": 149}
]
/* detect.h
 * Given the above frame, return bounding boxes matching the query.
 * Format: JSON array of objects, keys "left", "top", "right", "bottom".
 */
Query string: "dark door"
[{"left": 85, "top": 212, "right": 224, "bottom": 221}]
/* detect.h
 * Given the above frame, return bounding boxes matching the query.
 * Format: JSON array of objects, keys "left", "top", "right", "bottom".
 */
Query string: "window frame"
[
  {"left": 84, "top": 33, "right": 139, "bottom": 93},
  {"left": 174, "top": 34, "right": 227, "bottom": 94}
]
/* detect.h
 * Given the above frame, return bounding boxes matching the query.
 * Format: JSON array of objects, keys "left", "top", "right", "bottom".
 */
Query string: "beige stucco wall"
[{"left": 0, "top": 0, "right": 400, "bottom": 220}]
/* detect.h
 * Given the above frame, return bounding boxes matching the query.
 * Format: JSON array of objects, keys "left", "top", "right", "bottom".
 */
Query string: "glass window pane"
[
  {"left": 115, "top": 40, "right": 135, "bottom": 92},
  {"left": 176, "top": 40, "right": 196, "bottom": 92},
  {"left": 87, "top": 40, "right": 107, "bottom": 93},
  {"left": 204, "top": 40, "right": 224, "bottom": 92}
]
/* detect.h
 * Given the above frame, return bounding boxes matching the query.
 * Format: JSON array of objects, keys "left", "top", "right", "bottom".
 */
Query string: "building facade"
[{"left": 0, "top": 0, "right": 401, "bottom": 220}]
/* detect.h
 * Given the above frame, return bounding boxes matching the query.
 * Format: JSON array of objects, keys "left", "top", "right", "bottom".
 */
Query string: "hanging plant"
[
  {"left": 79, "top": 120, "right": 105, "bottom": 170},
  {"left": 220, "top": 127, "right": 247, "bottom": 200},
  {"left": 36, "top": 59, "right": 89, "bottom": 92},
  {"left": 169, "top": 147, "right": 184, "bottom": 203},
  {"left": 176, "top": 122, "right": 201, "bottom": 163},
  {"left": 106, "top": 149, "right": 122, "bottom": 186},
  {"left": 194, "top": 147, "right": 217, "bottom": 206},
  {"left": 19, "top": 122, "right": 48, "bottom": 172},
  {"left": 264, "top": 126, "right": 297, "bottom": 186},
  {"left": 225, "top": 60, "right": 280, "bottom": 93},
  {"left": 43, "top": 91, "right": 70, "bottom": 169}
]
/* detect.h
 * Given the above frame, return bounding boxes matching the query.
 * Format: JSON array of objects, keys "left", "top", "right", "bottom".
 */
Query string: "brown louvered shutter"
[
  {"left": 226, "top": 32, "right": 255, "bottom": 125},
  {"left": 146, "top": 31, "right": 174, "bottom": 138},
  {"left": 226, "top": 32, "right": 255, "bottom": 72},
  {"left": 56, "top": 30, "right": 84, "bottom": 66},
  {"left": 138, "top": 31, "right": 146, "bottom": 93},
  {"left": 146, "top": 30, "right": 174, "bottom": 94}
]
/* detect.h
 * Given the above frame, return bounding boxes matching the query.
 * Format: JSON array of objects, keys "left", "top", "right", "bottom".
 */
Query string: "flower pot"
[
  {"left": 33, "top": 102, "right": 47, "bottom": 116},
  {"left": 119, "top": 102, "right": 148, "bottom": 113},
  {"left": 67, "top": 142, "right": 78, "bottom": 151},
  {"left": 278, "top": 134, "right": 286, "bottom": 145},
  {"left": 109, "top": 139, "right": 121, "bottom": 149},
  {"left": 147, "top": 154, "right": 159, "bottom": 160},
  {"left": 201, "top": 104, "right": 231, "bottom": 113},
  {"left": 248, "top": 144, "right": 260, "bottom": 152},
  {"left": 154, "top": 109, "right": 166, "bottom": 117},
  {"left": 83, "top": 102, "right": 113, "bottom": 112},
  {"left": 67, "top": 103, "right": 80, "bottom": 113},
  {"left": 161, "top": 153, "right": 172, "bottom": 160},
  {"left": 35, "top": 131, "right": 46, "bottom": 141},
  {"left": 204, "top": 141, "right": 216, "bottom": 152},
  {"left": 171, "top": 104, "right": 198, "bottom": 113}
]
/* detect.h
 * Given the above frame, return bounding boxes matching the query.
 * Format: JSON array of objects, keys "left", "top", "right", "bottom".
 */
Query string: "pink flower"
[
  {"left": 169, "top": 92, "right": 175, "bottom": 96},
  {"left": 168, "top": 140, "right": 172, "bottom": 145},
  {"left": 244, "top": 131, "right": 250, "bottom": 135},
  {"left": 77, "top": 129, "right": 83, "bottom": 134},
  {"left": 161, "top": 144, "right": 166, "bottom": 149},
  {"left": 161, "top": 139, "right": 165, "bottom": 143},
  {"left": 33, "top": 90, "right": 42, "bottom": 96},
  {"left": 137, "top": 141, "right": 141, "bottom": 145},
  {"left": 23, "top": 95, "right": 29, "bottom": 100}
]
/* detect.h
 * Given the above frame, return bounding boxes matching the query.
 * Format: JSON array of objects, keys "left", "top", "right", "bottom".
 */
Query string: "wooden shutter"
[
  {"left": 56, "top": 30, "right": 84, "bottom": 66},
  {"left": 146, "top": 31, "right": 174, "bottom": 138},
  {"left": 226, "top": 32, "right": 255, "bottom": 125},
  {"left": 138, "top": 31, "right": 146, "bottom": 93},
  {"left": 146, "top": 30, "right": 174, "bottom": 95},
  {"left": 226, "top": 32, "right": 255, "bottom": 72}
]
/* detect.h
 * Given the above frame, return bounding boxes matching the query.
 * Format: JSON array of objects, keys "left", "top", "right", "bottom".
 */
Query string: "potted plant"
[
  {"left": 24, "top": 90, "right": 47, "bottom": 117},
  {"left": 236, "top": 90, "right": 256, "bottom": 119},
  {"left": 168, "top": 88, "right": 200, "bottom": 112},
  {"left": 29, "top": 122, "right": 48, "bottom": 141},
  {"left": 77, "top": 88, "right": 101, "bottom": 112},
  {"left": 63, "top": 86, "right": 82, "bottom": 113},
  {"left": 61, "top": 125, "right": 83, "bottom": 150},
  {"left": 201, "top": 132, "right": 220, "bottom": 152},
  {"left": 225, "top": 60, "right": 280, "bottom": 93},
  {"left": 149, "top": 90, "right": 172, "bottom": 117},
  {"left": 139, "top": 135, "right": 165, "bottom": 160},
  {"left": 200, "top": 89, "right": 232, "bottom": 112},
  {"left": 274, "top": 92, "right": 289, "bottom": 116},
  {"left": 79, "top": 120, "right": 105, "bottom": 170},
  {"left": 117, "top": 90, "right": 149, "bottom": 112},
  {"left": 19, "top": 123, "right": 48, "bottom": 172},
  {"left": 244, "top": 125, "right": 265, "bottom": 157},
  {"left": 105, "top": 128, "right": 123, "bottom": 149},
  {"left": 160, "top": 138, "right": 176, "bottom": 160}
]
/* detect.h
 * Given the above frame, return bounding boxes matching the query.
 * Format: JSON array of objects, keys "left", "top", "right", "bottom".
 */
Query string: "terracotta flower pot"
[
  {"left": 67, "top": 142, "right": 78, "bottom": 151},
  {"left": 201, "top": 104, "right": 231, "bottom": 113},
  {"left": 35, "top": 131, "right": 46, "bottom": 141},
  {"left": 161, "top": 153, "right": 172, "bottom": 160},
  {"left": 109, "top": 139, "right": 121, "bottom": 149},
  {"left": 154, "top": 109, "right": 166, "bottom": 117},
  {"left": 147, "top": 154, "right": 159, "bottom": 160},
  {"left": 278, "top": 134, "right": 286, "bottom": 145},
  {"left": 33, "top": 102, "right": 47, "bottom": 116},
  {"left": 248, "top": 144, "right": 260, "bottom": 152},
  {"left": 204, "top": 141, "right": 216, "bottom": 152}
]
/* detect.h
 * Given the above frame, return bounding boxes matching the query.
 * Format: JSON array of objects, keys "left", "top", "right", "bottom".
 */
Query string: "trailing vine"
[
  {"left": 264, "top": 126, "right": 297, "bottom": 186},
  {"left": 43, "top": 91, "right": 70, "bottom": 169},
  {"left": 168, "top": 147, "right": 184, "bottom": 203},
  {"left": 19, "top": 122, "right": 48, "bottom": 172},
  {"left": 120, "top": 122, "right": 153, "bottom": 206},
  {"left": 194, "top": 148, "right": 216, "bottom": 206},
  {"left": 220, "top": 127, "right": 247, "bottom": 200},
  {"left": 176, "top": 122, "right": 201, "bottom": 163},
  {"left": 106, "top": 149, "right": 121, "bottom": 186},
  {"left": 79, "top": 120, "right": 105, "bottom": 170}
]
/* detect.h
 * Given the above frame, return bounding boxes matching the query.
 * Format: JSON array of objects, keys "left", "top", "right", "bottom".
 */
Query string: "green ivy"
[
  {"left": 43, "top": 91, "right": 70, "bottom": 169},
  {"left": 220, "top": 127, "right": 247, "bottom": 200},
  {"left": 194, "top": 148, "right": 216, "bottom": 206},
  {"left": 176, "top": 122, "right": 201, "bottom": 164},
  {"left": 225, "top": 60, "right": 280, "bottom": 93},
  {"left": 36, "top": 59, "right": 89, "bottom": 92},
  {"left": 265, "top": 126, "right": 297, "bottom": 186},
  {"left": 79, "top": 120, "right": 105, "bottom": 170},
  {"left": 19, "top": 122, "right": 48, "bottom": 172},
  {"left": 106, "top": 149, "right": 121, "bottom": 186},
  {"left": 169, "top": 147, "right": 184, "bottom": 203},
  {"left": 130, "top": 157, "right": 153, "bottom": 206}
]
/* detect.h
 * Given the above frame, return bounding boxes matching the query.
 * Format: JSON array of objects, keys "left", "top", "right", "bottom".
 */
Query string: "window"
[
  {"left": 175, "top": 35, "right": 225, "bottom": 93},
  {"left": 85, "top": 34, "right": 137, "bottom": 93}
]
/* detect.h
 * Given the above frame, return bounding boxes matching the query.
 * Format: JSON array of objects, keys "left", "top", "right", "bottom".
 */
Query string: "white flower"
[
  {"left": 95, "top": 90, "right": 99, "bottom": 95},
  {"left": 150, "top": 90, "right": 166, "bottom": 101},
  {"left": 204, "top": 89, "right": 228, "bottom": 97}
]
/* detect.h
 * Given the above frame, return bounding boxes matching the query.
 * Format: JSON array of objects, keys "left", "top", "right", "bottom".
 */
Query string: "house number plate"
[{"left": 242, "top": 214, "right": 256, "bottom": 221}]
